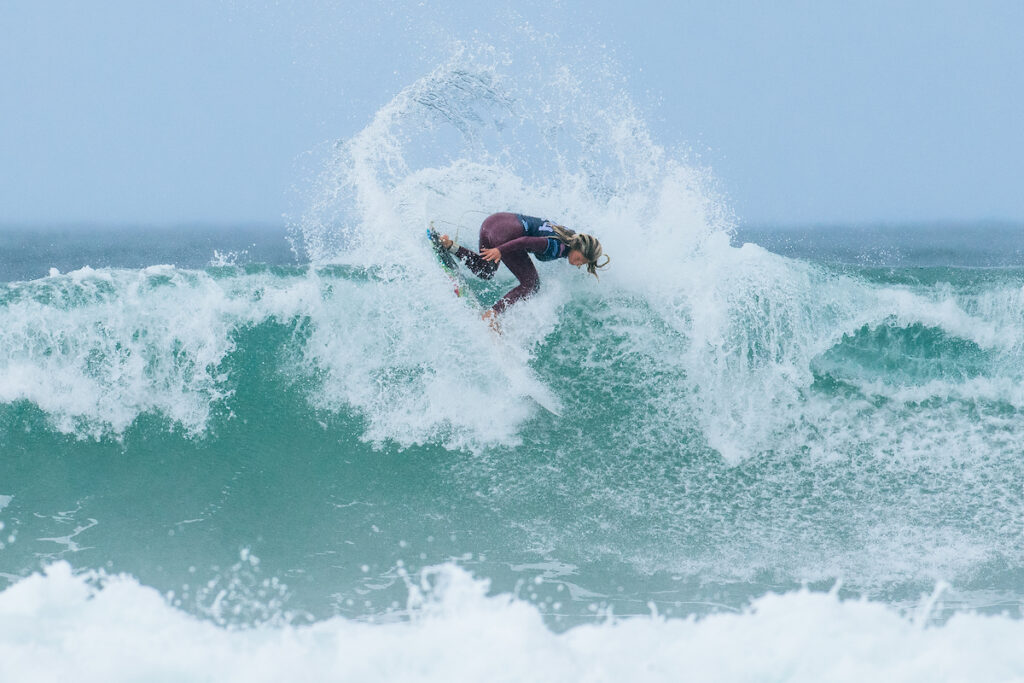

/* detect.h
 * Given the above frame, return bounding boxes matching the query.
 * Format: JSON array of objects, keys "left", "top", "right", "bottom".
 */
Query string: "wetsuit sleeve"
[
  {"left": 454, "top": 246, "right": 498, "bottom": 279},
  {"left": 495, "top": 236, "right": 549, "bottom": 256}
]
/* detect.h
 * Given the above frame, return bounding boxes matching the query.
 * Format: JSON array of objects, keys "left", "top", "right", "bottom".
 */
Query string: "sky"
[{"left": 1, "top": 0, "right": 1022, "bottom": 226}]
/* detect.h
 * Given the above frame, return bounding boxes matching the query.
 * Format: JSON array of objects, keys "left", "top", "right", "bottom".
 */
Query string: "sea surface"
[{"left": 4, "top": 50, "right": 1024, "bottom": 681}]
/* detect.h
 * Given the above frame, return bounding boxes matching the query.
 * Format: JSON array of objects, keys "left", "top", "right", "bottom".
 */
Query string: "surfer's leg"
[{"left": 492, "top": 251, "right": 539, "bottom": 314}]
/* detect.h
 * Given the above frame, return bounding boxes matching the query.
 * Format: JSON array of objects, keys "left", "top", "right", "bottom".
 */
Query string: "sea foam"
[{"left": 1, "top": 561, "right": 1021, "bottom": 683}]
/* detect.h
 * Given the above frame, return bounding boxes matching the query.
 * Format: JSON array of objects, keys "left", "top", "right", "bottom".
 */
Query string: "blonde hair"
[{"left": 548, "top": 224, "right": 610, "bottom": 277}]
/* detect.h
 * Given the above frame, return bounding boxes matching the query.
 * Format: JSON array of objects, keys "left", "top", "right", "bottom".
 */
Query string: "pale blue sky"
[{"left": 1, "top": 1, "right": 1021, "bottom": 226}]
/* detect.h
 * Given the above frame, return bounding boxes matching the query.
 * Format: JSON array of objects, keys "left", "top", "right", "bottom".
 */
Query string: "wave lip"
[{"left": 0, "top": 261, "right": 557, "bottom": 450}]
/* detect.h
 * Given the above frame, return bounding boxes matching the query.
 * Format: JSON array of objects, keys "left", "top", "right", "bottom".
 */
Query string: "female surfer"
[{"left": 436, "top": 212, "right": 609, "bottom": 322}]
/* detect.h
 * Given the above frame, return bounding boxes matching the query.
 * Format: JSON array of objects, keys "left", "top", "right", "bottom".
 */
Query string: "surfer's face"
[{"left": 568, "top": 249, "right": 587, "bottom": 267}]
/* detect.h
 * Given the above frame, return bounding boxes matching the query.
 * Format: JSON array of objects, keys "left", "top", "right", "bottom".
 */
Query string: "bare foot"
[{"left": 481, "top": 308, "right": 501, "bottom": 332}]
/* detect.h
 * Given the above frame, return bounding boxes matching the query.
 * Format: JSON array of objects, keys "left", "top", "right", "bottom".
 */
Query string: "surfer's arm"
[
  {"left": 486, "top": 237, "right": 549, "bottom": 261},
  {"left": 452, "top": 245, "right": 499, "bottom": 279}
]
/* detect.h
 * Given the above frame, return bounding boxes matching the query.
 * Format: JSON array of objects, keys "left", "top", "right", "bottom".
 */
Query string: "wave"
[
  {"left": 5, "top": 258, "right": 1024, "bottom": 457},
  {"left": 4, "top": 256, "right": 1024, "bottom": 588},
  {"left": 0, "top": 263, "right": 554, "bottom": 450},
  {"left": 6, "top": 45, "right": 1024, "bottom": 596},
  {"left": 6, "top": 47, "right": 1024, "bottom": 465}
]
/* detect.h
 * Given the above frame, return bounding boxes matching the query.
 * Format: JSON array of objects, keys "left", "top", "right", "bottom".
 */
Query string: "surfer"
[{"left": 437, "top": 212, "right": 609, "bottom": 322}]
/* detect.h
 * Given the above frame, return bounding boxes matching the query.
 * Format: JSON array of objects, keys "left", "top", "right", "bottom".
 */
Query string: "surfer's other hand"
[{"left": 481, "top": 247, "right": 502, "bottom": 263}]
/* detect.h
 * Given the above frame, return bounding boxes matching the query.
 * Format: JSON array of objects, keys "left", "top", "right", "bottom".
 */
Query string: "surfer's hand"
[
  {"left": 440, "top": 234, "right": 453, "bottom": 250},
  {"left": 481, "top": 247, "right": 502, "bottom": 263}
]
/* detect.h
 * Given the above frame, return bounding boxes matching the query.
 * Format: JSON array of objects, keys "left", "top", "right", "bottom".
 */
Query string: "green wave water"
[{"left": 3, "top": 254, "right": 1024, "bottom": 628}]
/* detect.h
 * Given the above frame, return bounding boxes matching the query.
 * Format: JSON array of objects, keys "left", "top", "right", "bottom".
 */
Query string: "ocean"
[{"left": 3, "top": 50, "right": 1024, "bottom": 681}]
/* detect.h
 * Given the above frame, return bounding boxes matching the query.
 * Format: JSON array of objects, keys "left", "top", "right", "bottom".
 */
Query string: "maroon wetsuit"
[{"left": 454, "top": 212, "right": 566, "bottom": 313}]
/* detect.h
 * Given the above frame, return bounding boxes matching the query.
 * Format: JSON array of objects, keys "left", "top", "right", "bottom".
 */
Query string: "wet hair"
[{"left": 548, "top": 224, "right": 610, "bottom": 277}]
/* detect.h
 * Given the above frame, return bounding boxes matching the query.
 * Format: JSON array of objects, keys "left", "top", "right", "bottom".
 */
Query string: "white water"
[
  {"left": 0, "top": 263, "right": 554, "bottom": 450},
  {"left": 1, "top": 561, "right": 1021, "bottom": 683}
]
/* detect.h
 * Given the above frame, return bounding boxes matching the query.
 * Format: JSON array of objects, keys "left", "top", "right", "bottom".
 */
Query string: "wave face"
[{"left": 3, "top": 44, "right": 1024, "bottom": 674}]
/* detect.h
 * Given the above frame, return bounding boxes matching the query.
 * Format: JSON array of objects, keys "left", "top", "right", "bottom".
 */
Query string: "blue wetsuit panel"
[
  {"left": 516, "top": 214, "right": 568, "bottom": 262},
  {"left": 517, "top": 215, "right": 547, "bottom": 235},
  {"left": 536, "top": 238, "right": 565, "bottom": 261}
]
